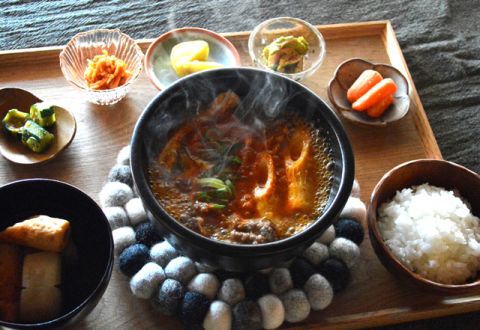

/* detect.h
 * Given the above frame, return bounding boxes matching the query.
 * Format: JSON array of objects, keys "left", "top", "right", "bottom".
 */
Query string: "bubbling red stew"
[{"left": 149, "top": 91, "right": 333, "bottom": 244}]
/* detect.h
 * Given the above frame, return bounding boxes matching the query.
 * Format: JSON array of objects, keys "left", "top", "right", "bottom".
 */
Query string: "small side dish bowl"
[
  {"left": 144, "top": 27, "right": 241, "bottom": 90},
  {"left": 0, "top": 179, "right": 114, "bottom": 329},
  {"left": 368, "top": 159, "right": 480, "bottom": 295},
  {"left": 0, "top": 88, "right": 76, "bottom": 165},
  {"left": 59, "top": 29, "right": 143, "bottom": 105},
  {"left": 328, "top": 58, "right": 410, "bottom": 126},
  {"left": 248, "top": 17, "right": 326, "bottom": 81}
]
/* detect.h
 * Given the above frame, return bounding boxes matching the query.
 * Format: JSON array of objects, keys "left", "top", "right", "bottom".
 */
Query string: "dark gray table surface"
[{"left": 1, "top": 0, "right": 479, "bottom": 329}]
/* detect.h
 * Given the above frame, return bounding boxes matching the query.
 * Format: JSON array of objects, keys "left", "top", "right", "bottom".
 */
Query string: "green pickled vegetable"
[
  {"left": 195, "top": 177, "right": 235, "bottom": 210},
  {"left": 2, "top": 109, "right": 30, "bottom": 139},
  {"left": 30, "top": 102, "right": 56, "bottom": 127},
  {"left": 21, "top": 120, "right": 54, "bottom": 153},
  {"left": 262, "top": 36, "right": 309, "bottom": 73}
]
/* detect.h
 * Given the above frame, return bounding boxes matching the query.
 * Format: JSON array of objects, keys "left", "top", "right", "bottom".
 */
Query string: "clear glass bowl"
[
  {"left": 248, "top": 17, "right": 326, "bottom": 81},
  {"left": 59, "top": 29, "right": 143, "bottom": 105}
]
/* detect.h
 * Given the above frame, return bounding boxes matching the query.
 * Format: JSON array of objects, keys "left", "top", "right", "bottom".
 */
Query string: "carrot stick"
[
  {"left": 366, "top": 94, "right": 394, "bottom": 118},
  {"left": 352, "top": 78, "right": 397, "bottom": 111},
  {"left": 347, "top": 69, "right": 383, "bottom": 103}
]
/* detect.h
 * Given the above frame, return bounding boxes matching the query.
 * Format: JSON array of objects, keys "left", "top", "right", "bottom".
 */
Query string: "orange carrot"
[
  {"left": 347, "top": 69, "right": 383, "bottom": 103},
  {"left": 352, "top": 78, "right": 397, "bottom": 111},
  {"left": 366, "top": 94, "right": 394, "bottom": 118},
  {"left": 84, "top": 50, "right": 132, "bottom": 90}
]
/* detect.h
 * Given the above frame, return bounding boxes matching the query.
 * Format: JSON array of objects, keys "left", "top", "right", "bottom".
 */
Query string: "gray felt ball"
[
  {"left": 339, "top": 197, "right": 366, "bottom": 223},
  {"left": 112, "top": 226, "right": 136, "bottom": 255},
  {"left": 281, "top": 289, "right": 311, "bottom": 323},
  {"left": 195, "top": 262, "right": 217, "bottom": 273},
  {"left": 99, "top": 182, "right": 133, "bottom": 208},
  {"left": 304, "top": 273, "right": 333, "bottom": 311},
  {"left": 329, "top": 237, "right": 360, "bottom": 268},
  {"left": 317, "top": 225, "right": 336, "bottom": 245},
  {"left": 108, "top": 164, "right": 133, "bottom": 187},
  {"left": 150, "top": 241, "right": 179, "bottom": 267},
  {"left": 130, "top": 262, "right": 165, "bottom": 299},
  {"left": 125, "top": 198, "right": 147, "bottom": 226},
  {"left": 164, "top": 256, "right": 197, "bottom": 284},
  {"left": 203, "top": 300, "right": 232, "bottom": 330},
  {"left": 188, "top": 273, "right": 220, "bottom": 300},
  {"left": 232, "top": 300, "right": 262, "bottom": 330},
  {"left": 257, "top": 294, "right": 285, "bottom": 329},
  {"left": 303, "top": 242, "right": 329, "bottom": 266},
  {"left": 269, "top": 268, "right": 293, "bottom": 295},
  {"left": 116, "top": 145, "right": 131, "bottom": 166},
  {"left": 152, "top": 278, "right": 185, "bottom": 316},
  {"left": 217, "top": 278, "right": 245, "bottom": 305},
  {"left": 351, "top": 179, "right": 361, "bottom": 198},
  {"left": 103, "top": 206, "right": 129, "bottom": 230}
]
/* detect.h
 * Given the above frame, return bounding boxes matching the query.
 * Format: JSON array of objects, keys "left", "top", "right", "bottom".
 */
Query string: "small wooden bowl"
[
  {"left": 0, "top": 88, "right": 76, "bottom": 164},
  {"left": 368, "top": 159, "right": 480, "bottom": 295},
  {"left": 328, "top": 58, "right": 410, "bottom": 126}
]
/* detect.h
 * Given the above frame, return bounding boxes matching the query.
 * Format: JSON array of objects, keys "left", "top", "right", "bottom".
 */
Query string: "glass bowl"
[
  {"left": 248, "top": 17, "right": 326, "bottom": 81},
  {"left": 59, "top": 29, "right": 143, "bottom": 105}
]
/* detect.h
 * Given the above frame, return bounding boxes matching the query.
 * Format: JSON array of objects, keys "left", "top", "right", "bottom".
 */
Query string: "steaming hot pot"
[{"left": 131, "top": 68, "right": 354, "bottom": 271}]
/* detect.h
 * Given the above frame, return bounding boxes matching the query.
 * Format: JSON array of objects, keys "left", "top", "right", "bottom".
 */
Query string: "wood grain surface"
[{"left": 0, "top": 21, "right": 478, "bottom": 330}]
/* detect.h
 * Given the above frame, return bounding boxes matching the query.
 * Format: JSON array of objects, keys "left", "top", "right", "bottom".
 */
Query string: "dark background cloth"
[{"left": 0, "top": 0, "right": 479, "bottom": 329}]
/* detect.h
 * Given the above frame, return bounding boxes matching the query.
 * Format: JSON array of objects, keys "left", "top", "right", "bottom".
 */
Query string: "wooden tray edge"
[
  {"left": 382, "top": 21, "right": 442, "bottom": 160},
  {"left": 0, "top": 21, "right": 392, "bottom": 65}
]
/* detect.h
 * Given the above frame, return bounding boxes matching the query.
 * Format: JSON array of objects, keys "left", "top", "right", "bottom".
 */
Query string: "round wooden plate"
[{"left": 0, "top": 88, "right": 76, "bottom": 164}]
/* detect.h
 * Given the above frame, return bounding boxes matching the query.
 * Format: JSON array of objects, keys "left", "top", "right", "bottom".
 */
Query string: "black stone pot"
[{"left": 131, "top": 68, "right": 354, "bottom": 272}]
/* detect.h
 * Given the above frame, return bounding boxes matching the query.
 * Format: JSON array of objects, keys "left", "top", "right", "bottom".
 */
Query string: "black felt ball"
[
  {"left": 178, "top": 291, "right": 211, "bottom": 328},
  {"left": 152, "top": 278, "right": 185, "bottom": 316},
  {"left": 317, "top": 258, "right": 350, "bottom": 293},
  {"left": 334, "top": 218, "right": 364, "bottom": 245},
  {"left": 135, "top": 222, "right": 161, "bottom": 247},
  {"left": 290, "top": 258, "right": 316, "bottom": 288},
  {"left": 232, "top": 300, "right": 262, "bottom": 330},
  {"left": 119, "top": 243, "right": 150, "bottom": 277},
  {"left": 108, "top": 164, "right": 133, "bottom": 187},
  {"left": 244, "top": 272, "right": 270, "bottom": 300}
]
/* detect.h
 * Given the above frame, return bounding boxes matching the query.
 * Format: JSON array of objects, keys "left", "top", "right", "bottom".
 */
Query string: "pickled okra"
[
  {"left": 2, "top": 109, "right": 30, "bottom": 139},
  {"left": 30, "top": 102, "right": 56, "bottom": 127},
  {"left": 21, "top": 120, "right": 54, "bottom": 153}
]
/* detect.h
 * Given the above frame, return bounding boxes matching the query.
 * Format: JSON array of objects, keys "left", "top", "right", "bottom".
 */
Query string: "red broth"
[{"left": 149, "top": 91, "right": 333, "bottom": 244}]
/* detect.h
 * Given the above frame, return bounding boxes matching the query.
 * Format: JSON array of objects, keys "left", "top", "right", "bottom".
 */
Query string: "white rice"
[{"left": 378, "top": 183, "right": 480, "bottom": 285}]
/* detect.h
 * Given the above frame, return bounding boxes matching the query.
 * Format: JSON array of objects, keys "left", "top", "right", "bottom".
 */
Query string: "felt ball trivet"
[{"left": 103, "top": 145, "right": 367, "bottom": 330}]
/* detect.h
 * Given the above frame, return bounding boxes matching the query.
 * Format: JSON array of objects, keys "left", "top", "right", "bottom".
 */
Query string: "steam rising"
[{"left": 144, "top": 69, "right": 295, "bottom": 170}]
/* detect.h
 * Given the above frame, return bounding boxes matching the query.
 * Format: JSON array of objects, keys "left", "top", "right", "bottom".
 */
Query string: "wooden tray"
[{"left": 1, "top": 21, "right": 477, "bottom": 329}]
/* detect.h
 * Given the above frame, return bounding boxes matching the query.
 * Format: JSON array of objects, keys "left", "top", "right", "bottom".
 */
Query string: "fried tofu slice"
[
  {"left": 0, "top": 300, "right": 18, "bottom": 322},
  {"left": 22, "top": 252, "right": 62, "bottom": 288},
  {"left": 0, "top": 215, "right": 70, "bottom": 253},
  {"left": 19, "top": 286, "right": 62, "bottom": 323},
  {"left": 0, "top": 243, "right": 22, "bottom": 290},
  {"left": 0, "top": 243, "right": 22, "bottom": 322}
]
